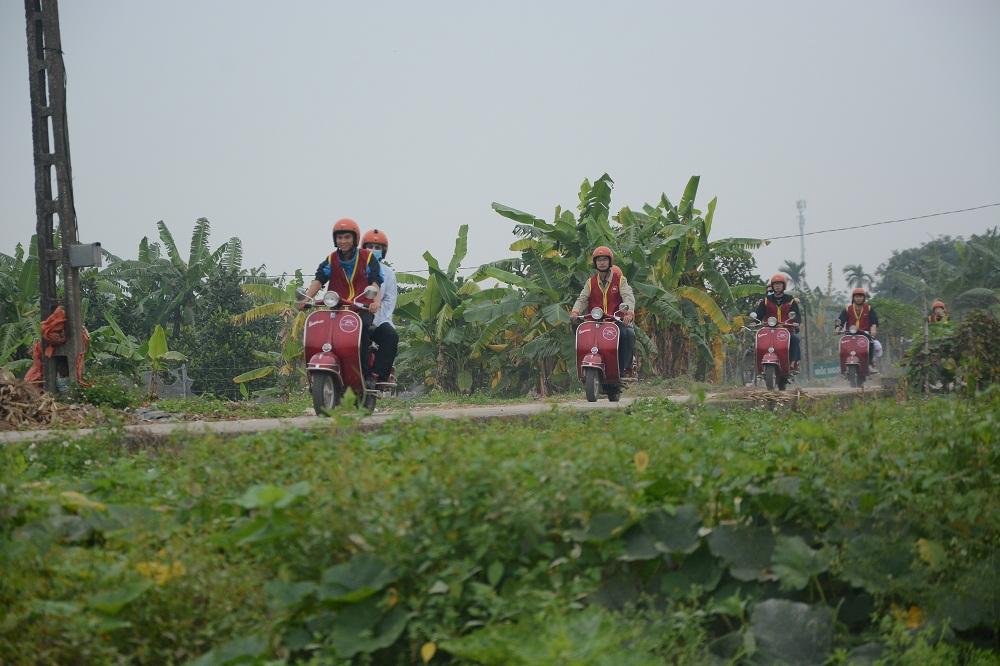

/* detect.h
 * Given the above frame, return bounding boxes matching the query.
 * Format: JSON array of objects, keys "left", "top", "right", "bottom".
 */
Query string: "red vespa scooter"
[
  {"left": 749, "top": 310, "right": 798, "bottom": 391},
  {"left": 835, "top": 324, "right": 870, "bottom": 388},
  {"left": 573, "top": 306, "right": 633, "bottom": 402},
  {"left": 301, "top": 286, "right": 394, "bottom": 414}
]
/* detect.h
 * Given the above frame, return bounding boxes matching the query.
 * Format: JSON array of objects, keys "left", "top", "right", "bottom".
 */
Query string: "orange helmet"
[
  {"left": 851, "top": 287, "right": 867, "bottom": 298},
  {"left": 592, "top": 246, "right": 614, "bottom": 268},
  {"left": 931, "top": 299, "right": 946, "bottom": 309},
  {"left": 332, "top": 218, "right": 361, "bottom": 245},
  {"left": 362, "top": 228, "right": 389, "bottom": 257},
  {"left": 769, "top": 273, "right": 787, "bottom": 287}
]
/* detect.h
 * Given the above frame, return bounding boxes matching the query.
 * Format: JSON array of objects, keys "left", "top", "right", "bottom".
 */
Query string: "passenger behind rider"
[
  {"left": 835, "top": 288, "right": 883, "bottom": 372},
  {"left": 753, "top": 273, "right": 802, "bottom": 371},
  {"left": 361, "top": 228, "right": 398, "bottom": 383},
  {"left": 302, "top": 218, "right": 385, "bottom": 375},
  {"left": 569, "top": 246, "right": 636, "bottom": 376}
]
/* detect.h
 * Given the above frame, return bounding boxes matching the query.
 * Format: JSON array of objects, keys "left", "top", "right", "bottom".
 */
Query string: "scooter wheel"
[
  {"left": 584, "top": 368, "right": 600, "bottom": 402},
  {"left": 311, "top": 374, "right": 341, "bottom": 415}
]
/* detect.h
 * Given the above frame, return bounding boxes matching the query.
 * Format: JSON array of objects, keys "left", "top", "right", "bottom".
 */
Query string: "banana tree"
[
  {"left": 102, "top": 218, "right": 240, "bottom": 337},
  {"left": 230, "top": 272, "right": 307, "bottom": 397},
  {"left": 143, "top": 324, "right": 186, "bottom": 398},
  {"left": 0, "top": 238, "right": 40, "bottom": 373},
  {"left": 395, "top": 224, "right": 497, "bottom": 392}
]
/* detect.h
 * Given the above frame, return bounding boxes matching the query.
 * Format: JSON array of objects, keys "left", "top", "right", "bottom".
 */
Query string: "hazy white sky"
[{"left": 2, "top": 1, "right": 998, "bottom": 291}]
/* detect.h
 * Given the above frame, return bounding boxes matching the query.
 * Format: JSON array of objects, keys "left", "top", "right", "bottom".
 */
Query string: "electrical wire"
[{"left": 765, "top": 202, "right": 1000, "bottom": 241}]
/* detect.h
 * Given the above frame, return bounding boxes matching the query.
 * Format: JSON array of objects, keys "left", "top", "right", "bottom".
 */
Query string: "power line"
[{"left": 765, "top": 202, "right": 1000, "bottom": 241}]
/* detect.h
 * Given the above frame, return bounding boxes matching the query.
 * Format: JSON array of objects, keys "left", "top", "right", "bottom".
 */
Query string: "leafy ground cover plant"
[{"left": 0, "top": 391, "right": 997, "bottom": 664}]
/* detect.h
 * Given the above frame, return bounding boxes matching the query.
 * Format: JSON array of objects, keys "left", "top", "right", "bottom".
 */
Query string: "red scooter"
[
  {"left": 301, "top": 286, "right": 395, "bottom": 414},
  {"left": 835, "top": 324, "right": 871, "bottom": 388},
  {"left": 749, "top": 311, "right": 798, "bottom": 391},
  {"left": 573, "top": 307, "right": 634, "bottom": 402}
]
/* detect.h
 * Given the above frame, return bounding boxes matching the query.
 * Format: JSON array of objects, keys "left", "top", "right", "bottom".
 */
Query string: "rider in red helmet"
[
  {"left": 927, "top": 299, "right": 949, "bottom": 324},
  {"left": 303, "top": 218, "right": 385, "bottom": 371},
  {"left": 570, "top": 246, "right": 636, "bottom": 375},
  {"left": 360, "top": 228, "right": 398, "bottom": 382},
  {"left": 836, "top": 287, "right": 882, "bottom": 372},
  {"left": 754, "top": 273, "right": 802, "bottom": 371}
]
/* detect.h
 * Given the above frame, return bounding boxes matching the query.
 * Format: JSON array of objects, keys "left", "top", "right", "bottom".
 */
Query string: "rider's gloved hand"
[
  {"left": 622, "top": 311, "right": 635, "bottom": 325},
  {"left": 570, "top": 309, "right": 580, "bottom": 319}
]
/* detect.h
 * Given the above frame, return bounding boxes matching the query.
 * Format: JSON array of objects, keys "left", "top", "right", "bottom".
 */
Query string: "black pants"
[
  {"left": 616, "top": 322, "right": 635, "bottom": 374},
  {"left": 370, "top": 322, "right": 399, "bottom": 381},
  {"left": 789, "top": 331, "right": 801, "bottom": 363}
]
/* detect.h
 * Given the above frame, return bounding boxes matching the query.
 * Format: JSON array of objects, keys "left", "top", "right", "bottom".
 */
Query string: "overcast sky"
[{"left": 2, "top": 1, "right": 998, "bottom": 292}]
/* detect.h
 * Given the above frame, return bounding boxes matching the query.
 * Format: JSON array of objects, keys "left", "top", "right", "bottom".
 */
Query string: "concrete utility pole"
[
  {"left": 24, "top": 0, "right": 101, "bottom": 392},
  {"left": 795, "top": 200, "right": 812, "bottom": 380},
  {"left": 796, "top": 200, "right": 807, "bottom": 266}
]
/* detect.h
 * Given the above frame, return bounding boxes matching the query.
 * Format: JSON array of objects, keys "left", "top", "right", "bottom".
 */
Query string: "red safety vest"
[
  {"left": 844, "top": 302, "right": 871, "bottom": 332},
  {"left": 763, "top": 294, "right": 796, "bottom": 323},
  {"left": 587, "top": 271, "right": 623, "bottom": 315},
  {"left": 327, "top": 247, "right": 376, "bottom": 304}
]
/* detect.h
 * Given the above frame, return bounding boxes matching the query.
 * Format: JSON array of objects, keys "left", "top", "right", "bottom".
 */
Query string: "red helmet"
[
  {"left": 851, "top": 287, "right": 867, "bottom": 298},
  {"left": 332, "top": 218, "right": 361, "bottom": 246},
  {"left": 769, "top": 273, "right": 787, "bottom": 287},
  {"left": 592, "top": 246, "right": 614, "bottom": 268},
  {"left": 362, "top": 228, "right": 389, "bottom": 257},
  {"left": 931, "top": 299, "right": 946, "bottom": 309}
]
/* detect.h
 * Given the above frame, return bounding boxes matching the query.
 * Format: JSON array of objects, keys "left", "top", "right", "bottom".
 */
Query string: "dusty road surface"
[{"left": 0, "top": 384, "right": 884, "bottom": 446}]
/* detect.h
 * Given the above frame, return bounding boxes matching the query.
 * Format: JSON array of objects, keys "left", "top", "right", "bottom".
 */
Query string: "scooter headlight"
[
  {"left": 323, "top": 291, "right": 341, "bottom": 307},
  {"left": 590, "top": 307, "right": 604, "bottom": 320},
  {"left": 767, "top": 316, "right": 778, "bottom": 327},
  {"left": 848, "top": 325, "right": 858, "bottom": 334}
]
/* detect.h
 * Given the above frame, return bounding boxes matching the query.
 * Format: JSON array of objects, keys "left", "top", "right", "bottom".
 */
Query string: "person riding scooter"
[
  {"left": 361, "top": 228, "right": 398, "bottom": 383},
  {"left": 927, "top": 299, "right": 949, "bottom": 324},
  {"left": 570, "top": 246, "right": 636, "bottom": 375},
  {"left": 754, "top": 273, "right": 801, "bottom": 371},
  {"left": 835, "top": 288, "right": 882, "bottom": 373},
  {"left": 302, "top": 218, "right": 384, "bottom": 366}
]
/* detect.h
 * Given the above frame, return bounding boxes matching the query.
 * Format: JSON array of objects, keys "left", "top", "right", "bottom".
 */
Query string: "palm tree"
[
  {"left": 842, "top": 264, "right": 874, "bottom": 290},
  {"left": 778, "top": 260, "right": 806, "bottom": 290}
]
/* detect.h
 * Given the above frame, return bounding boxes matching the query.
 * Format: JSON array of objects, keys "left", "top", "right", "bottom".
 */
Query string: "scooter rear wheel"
[
  {"left": 311, "top": 373, "right": 342, "bottom": 415},
  {"left": 584, "top": 368, "right": 599, "bottom": 402}
]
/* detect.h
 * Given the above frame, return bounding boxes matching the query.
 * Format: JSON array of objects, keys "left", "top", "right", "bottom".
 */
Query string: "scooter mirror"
[
  {"left": 295, "top": 287, "right": 308, "bottom": 300},
  {"left": 363, "top": 285, "right": 379, "bottom": 299},
  {"left": 788, "top": 311, "right": 796, "bottom": 320},
  {"left": 749, "top": 312, "right": 759, "bottom": 320}
]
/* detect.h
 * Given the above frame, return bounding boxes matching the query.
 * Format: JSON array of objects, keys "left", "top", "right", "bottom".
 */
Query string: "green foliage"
[
  {"left": 876, "top": 227, "right": 1000, "bottom": 316},
  {"left": 2, "top": 394, "right": 998, "bottom": 663},
  {"left": 72, "top": 374, "right": 142, "bottom": 409},
  {"left": 904, "top": 309, "right": 1000, "bottom": 393}
]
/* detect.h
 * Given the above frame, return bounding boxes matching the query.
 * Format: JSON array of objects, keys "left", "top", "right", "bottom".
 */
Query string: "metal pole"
[{"left": 25, "top": 0, "right": 83, "bottom": 391}]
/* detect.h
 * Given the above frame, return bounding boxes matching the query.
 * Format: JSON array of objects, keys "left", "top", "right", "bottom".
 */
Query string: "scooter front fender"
[
  {"left": 307, "top": 351, "right": 341, "bottom": 374},
  {"left": 761, "top": 352, "right": 779, "bottom": 365},
  {"left": 581, "top": 354, "right": 605, "bottom": 369}
]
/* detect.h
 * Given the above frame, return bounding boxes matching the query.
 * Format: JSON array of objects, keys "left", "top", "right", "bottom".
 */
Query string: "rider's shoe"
[{"left": 869, "top": 364, "right": 880, "bottom": 374}]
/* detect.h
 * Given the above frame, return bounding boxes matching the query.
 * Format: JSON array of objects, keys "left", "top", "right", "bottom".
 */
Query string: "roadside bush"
[{"left": 73, "top": 373, "right": 141, "bottom": 409}]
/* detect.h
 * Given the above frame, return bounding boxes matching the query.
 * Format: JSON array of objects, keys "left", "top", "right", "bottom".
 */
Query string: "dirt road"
[{"left": 0, "top": 384, "right": 885, "bottom": 446}]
